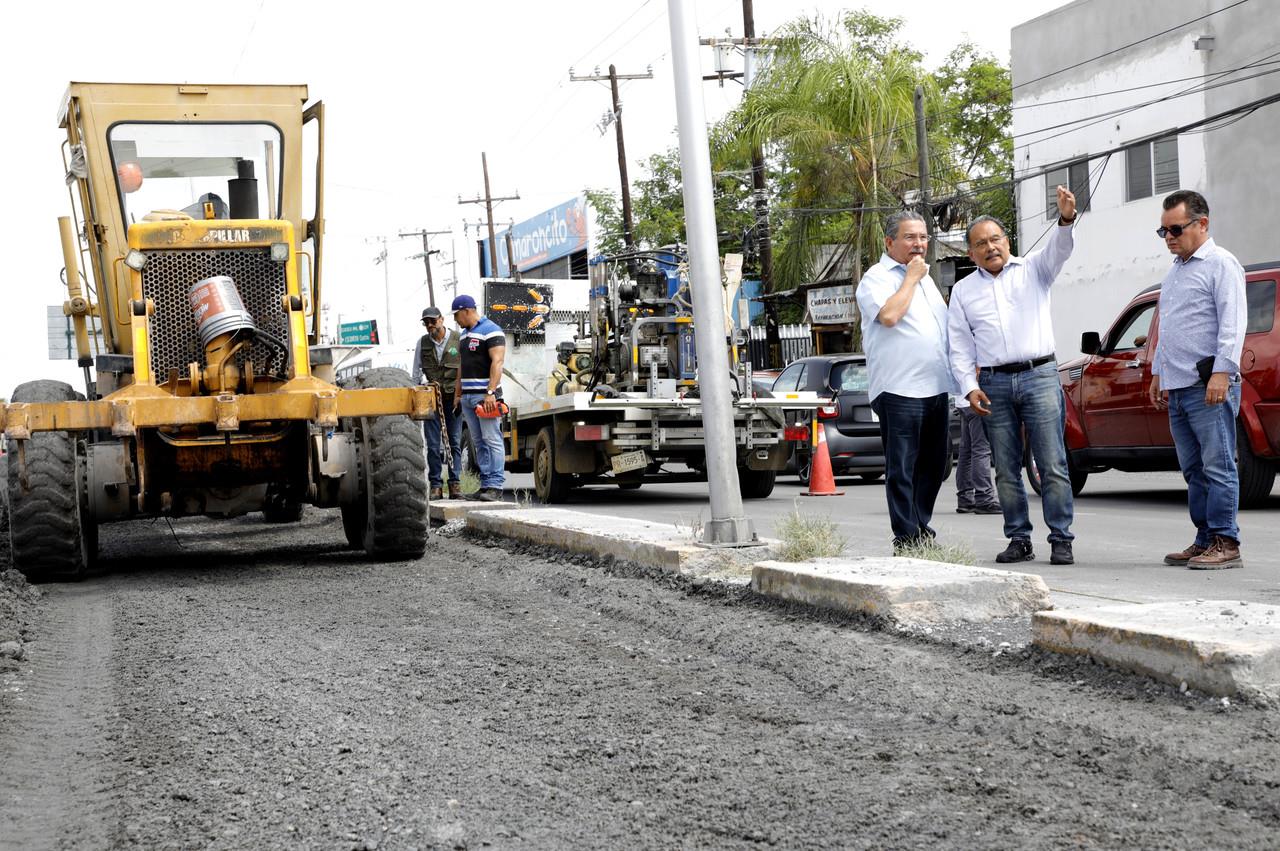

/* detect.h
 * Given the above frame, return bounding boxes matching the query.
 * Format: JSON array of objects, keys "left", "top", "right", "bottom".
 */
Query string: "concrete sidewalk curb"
[
  {"left": 429, "top": 498, "right": 519, "bottom": 524},
  {"left": 752, "top": 558, "right": 1052, "bottom": 626},
  {"left": 464, "top": 507, "right": 779, "bottom": 581},
  {"left": 1033, "top": 601, "right": 1280, "bottom": 701}
]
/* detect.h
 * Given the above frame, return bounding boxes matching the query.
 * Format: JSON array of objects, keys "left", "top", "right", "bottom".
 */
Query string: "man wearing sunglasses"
[
  {"left": 411, "top": 306, "right": 463, "bottom": 500},
  {"left": 1148, "top": 190, "right": 1247, "bottom": 570}
]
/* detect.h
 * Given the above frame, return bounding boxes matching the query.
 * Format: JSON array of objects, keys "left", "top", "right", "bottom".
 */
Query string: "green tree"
[
  {"left": 583, "top": 188, "right": 625, "bottom": 256},
  {"left": 932, "top": 42, "right": 1015, "bottom": 243},
  {"left": 586, "top": 147, "right": 755, "bottom": 258},
  {"left": 725, "top": 12, "right": 941, "bottom": 292}
]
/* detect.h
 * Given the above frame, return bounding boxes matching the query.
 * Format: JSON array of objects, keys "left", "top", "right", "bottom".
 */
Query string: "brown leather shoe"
[
  {"left": 1187, "top": 537, "right": 1243, "bottom": 570},
  {"left": 1164, "top": 543, "right": 1207, "bottom": 566},
  {"left": 448, "top": 482, "right": 462, "bottom": 500},
  {"left": 429, "top": 486, "right": 443, "bottom": 500}
]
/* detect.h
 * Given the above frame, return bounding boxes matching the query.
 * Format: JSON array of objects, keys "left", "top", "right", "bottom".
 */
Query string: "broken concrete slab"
[
  {"left": 1033, "top": 600, "right": 1280, "bottom": 700},
  {"left": 464, "top": 507, "right": 777, "bottom": 581},
  {"left": 751, "top": 557, "right": 1051, "bottom": 625},
  {"left": 429, "top": 498, "right": 519, "bottom": 525}
]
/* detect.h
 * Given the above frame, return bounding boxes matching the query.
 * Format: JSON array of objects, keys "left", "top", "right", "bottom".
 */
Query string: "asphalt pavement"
[{"left": 504, "top": 468, "right": 1280, "bottom": 611}]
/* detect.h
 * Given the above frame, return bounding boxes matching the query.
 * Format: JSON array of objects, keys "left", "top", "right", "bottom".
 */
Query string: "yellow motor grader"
[{"left": 3, "top": 82, "right": 435, "bottom": 579}]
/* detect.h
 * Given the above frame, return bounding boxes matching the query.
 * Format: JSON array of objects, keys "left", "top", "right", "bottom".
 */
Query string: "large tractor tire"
[
  {"left": 339, "top": 368, "right": 428, "bottom": 559},
  {"left": 6, "top": 380, "right": 97, "bottom": 581}
]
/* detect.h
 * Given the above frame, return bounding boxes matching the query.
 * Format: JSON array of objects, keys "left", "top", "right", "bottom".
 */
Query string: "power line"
[
  {"left": 761, "top": 91, "right": 1280, "bottom": 223},
  {"left": 1012, "top": 58, "right": 1280, "bottom": 153},
  {"left": 1013, "top": 0, "right": 1251, "bottom": 91}
]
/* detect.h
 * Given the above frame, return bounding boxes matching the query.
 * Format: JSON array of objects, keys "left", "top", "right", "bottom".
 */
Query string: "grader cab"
[{"left": 2, "top": 82, "right": 433, "bottom": 580}]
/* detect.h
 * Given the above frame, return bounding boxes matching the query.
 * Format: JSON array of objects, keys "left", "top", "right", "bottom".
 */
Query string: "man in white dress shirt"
[
  {"left": 948, "top": 186, "right": 1078, "bottom": 565},
  {"left": 855, "top": 210, "right": 955, "bottom": 553}
]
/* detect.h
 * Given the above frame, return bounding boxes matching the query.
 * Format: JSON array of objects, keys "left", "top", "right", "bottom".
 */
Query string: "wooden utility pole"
[
  {"left": 570, "top": 64, "right": 654, "bottom": 249},
  {"left": 914, "top": 85, "right": 937, "bottom": 265},
  {"left": 699, "top": 4, "right": 781, "bottom": 367},
  {"left": 741, "top": 0, "right": 780, "bottom": 368},
  {"left": 458, "top": 152, "right": 519, "bottom": 277},
  {"left": 398, "top": 228, "right": 450, "bottom": 308}
]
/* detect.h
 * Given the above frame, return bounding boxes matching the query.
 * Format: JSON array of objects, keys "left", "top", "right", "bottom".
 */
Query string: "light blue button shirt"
[
  {"left": 1151, "top": 237, "right": 1246, "bottom": 391},
  {"left": 856, "top": 253, "right": 955, "bottom": 403}
]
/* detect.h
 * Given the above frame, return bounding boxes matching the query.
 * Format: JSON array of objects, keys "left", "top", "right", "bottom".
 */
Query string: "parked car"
[
  {"left": 771, "top": 354, "right": 960, "bottom": 484},
  {"left": 1026, "top": 262, "right": 1280, "bottom": 506}
]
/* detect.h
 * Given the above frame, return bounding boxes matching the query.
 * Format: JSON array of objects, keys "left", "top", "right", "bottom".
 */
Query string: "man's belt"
[{"left": 983, "top": 354, "right": 1056, "bottom": 375}]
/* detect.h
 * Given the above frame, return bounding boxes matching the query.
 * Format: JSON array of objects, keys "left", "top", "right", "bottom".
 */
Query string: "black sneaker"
[
  {"left": 1050, "top": 540, "right": 1074, "bottom": 565},
  {"left": 972, "top": 501, "right": 1003, "bottom": 515},
  {"left": 995, "top": 539, "right": 1034, "bottom": 563},
  {"left": 956, "top": 503, "right": 975, "bottom": 514}
]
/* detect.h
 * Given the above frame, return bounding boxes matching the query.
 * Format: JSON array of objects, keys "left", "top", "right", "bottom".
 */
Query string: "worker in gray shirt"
[
  {"left": 411, "top": 306, "right": 463, "bottom": 500},
  {"left": 1148, "top": 190, "right": 1247, "bottom": 570}
]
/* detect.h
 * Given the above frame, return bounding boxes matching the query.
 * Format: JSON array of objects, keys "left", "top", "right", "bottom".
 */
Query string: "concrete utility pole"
[
  {"left": 458, "top": 152, "right": 519, "bottom": 277},
  {"left": 914, "top": 85, "right": 937, "bottom": 265},
  {"left": 399, "top": 228, "right": 450, "bottom": 308},
  {"left": 668, "top": 0, "right": 755, "bottom": 547},
  {"left": 570, "top": 64, "right": 653, "bottom": 249}
]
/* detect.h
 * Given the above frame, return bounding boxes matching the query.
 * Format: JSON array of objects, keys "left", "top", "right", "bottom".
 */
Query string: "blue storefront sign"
[{"left": 481, "top": 196, "right": 589, "bottom": 278}]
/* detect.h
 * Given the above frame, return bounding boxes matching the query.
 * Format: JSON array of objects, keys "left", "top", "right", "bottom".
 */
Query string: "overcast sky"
[{"left": 1, "top": 0, "right": 1066, "bottom": 393}]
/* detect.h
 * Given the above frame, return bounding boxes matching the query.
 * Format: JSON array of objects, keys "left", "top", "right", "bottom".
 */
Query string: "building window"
[
  {"left": 1045, "top": 159, "right": 1092, "bottom": 220},
  {"left": 1126, "top": 136, "right": 1179, "bottom": 201}
]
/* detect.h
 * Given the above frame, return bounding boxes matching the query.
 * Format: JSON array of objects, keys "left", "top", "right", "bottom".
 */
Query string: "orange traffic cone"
[{"left": 801, "top": 420, "right": 844, "bottom": 496}]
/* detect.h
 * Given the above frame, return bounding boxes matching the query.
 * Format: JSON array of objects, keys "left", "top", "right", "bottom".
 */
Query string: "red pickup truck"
[{"left": 1026, "top": 262, "right": 1280, "bottom": 507}]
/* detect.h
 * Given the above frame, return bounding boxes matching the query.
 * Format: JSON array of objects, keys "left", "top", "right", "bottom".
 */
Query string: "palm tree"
[{"left": 723, "top": 13, "right": 942, "bottom": 291}]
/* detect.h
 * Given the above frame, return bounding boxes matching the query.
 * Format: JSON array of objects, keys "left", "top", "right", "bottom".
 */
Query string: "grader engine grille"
[{"left": 141, "top": 248, "right": 290, "bottom": 381}]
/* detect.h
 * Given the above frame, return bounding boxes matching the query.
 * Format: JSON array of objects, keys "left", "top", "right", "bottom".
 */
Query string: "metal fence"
[{"left": 748, "top": 323, "right": 812, "bottom": 367}]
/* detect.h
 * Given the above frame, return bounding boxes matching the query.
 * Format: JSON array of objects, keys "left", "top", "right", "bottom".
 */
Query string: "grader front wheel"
[
  {"left": 5, "top": 380, "right": 97, "bottom": 581},
  {"left": 343, "top": 368, "right": 429, "bottom": 559}
]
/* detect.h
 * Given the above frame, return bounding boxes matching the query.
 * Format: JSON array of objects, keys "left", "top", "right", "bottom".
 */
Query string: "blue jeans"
[
  {"left": 870, "top": 392, "right": 950, "bottom": 546},
  {"left": 979, "top": 362, "right": 1074, "bottom": 544},
  {"left": 459, "top": 393, "right": 506, "bottom": 490},
  {"left": 1167, "top": 384, "right": 1241, "bottom": 544},
  {"left": 425, "top": 398, "right": 463, "bottom": 488}
]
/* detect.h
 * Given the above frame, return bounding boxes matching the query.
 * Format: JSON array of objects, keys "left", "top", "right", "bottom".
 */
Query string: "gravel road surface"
[{"left": 1, "top": 510, "right": 1278, "bottom": 850}]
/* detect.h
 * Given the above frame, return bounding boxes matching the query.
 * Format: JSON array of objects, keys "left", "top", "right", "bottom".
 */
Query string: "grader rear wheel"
[
  {"left": 343, "top": 368, "right": 428, "bottom": 559},
  {"left": 5, "top": 380, "right": 97, "bottom": 581}
]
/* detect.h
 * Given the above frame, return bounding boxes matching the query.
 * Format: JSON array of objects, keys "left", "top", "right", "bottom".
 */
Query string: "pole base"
[{"left": 697, "top": 516, "right": 763, "bottom": 548}]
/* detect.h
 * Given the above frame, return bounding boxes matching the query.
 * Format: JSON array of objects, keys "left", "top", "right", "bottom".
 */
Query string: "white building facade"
[{"left": 1010, "top": 0, "right": 1276, "bottom": 357}]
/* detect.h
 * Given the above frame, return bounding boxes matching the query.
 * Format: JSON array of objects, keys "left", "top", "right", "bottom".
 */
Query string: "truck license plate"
[{"left": 610, "top": 449, "right": 649, "bottom": 474}]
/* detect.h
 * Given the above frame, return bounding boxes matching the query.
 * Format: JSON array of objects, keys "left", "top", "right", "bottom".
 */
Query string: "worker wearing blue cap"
[{"left": 452, "top": 294, "right": 506, "bottom": 501}]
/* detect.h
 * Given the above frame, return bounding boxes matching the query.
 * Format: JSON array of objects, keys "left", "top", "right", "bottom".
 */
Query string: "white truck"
[{"left": 462, "top": 255, "right": 819, "bottom": 502}]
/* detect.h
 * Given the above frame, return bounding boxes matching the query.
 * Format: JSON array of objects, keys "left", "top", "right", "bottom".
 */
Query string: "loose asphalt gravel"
[{"left": 1, "top": 508, "right": 1278, "bottom": 850}]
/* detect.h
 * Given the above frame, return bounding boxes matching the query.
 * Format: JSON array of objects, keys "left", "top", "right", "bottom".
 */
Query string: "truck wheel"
[
  {"left": 533, "top": 427, "right": 571, "bottom": 504},
  {"left": 344, "top": 368, "right": 428, "bottom": 559},
  {"left": 1237, "top": 421, "right": 1277, "bottom": 508},
  {"left": 1023, "top": 441, "right": 1088, "bottom": 497},
  {"left": 6, "top": 380, "right": 97, "bottom": 581},
  {"left": 617, "top": 481, "right": 642, "bottom": 491},
  {"left": 738, "top": 467, "right": 776, "bottom": 499}
]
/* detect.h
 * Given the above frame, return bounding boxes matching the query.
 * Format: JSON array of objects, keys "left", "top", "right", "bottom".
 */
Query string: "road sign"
[{"left": 338, "top": 320, "right": 379, "bottom": 345}]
